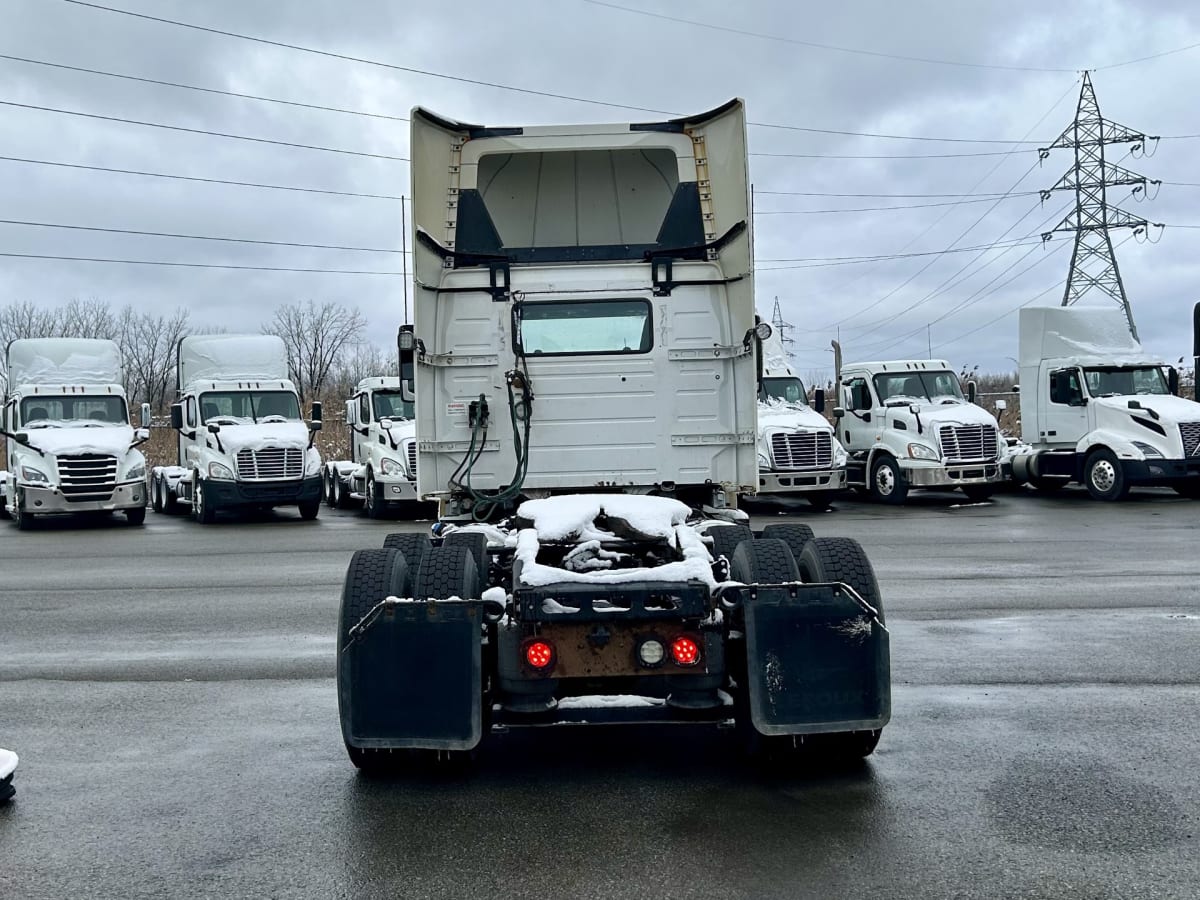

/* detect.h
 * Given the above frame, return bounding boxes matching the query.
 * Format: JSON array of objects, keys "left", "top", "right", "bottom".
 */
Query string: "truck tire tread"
[
  {"left": 730, "top": 538, "right": 800, "bottom": 584},
  {"left": 797, "top": 537, "right": 884, "bottom": 623}
]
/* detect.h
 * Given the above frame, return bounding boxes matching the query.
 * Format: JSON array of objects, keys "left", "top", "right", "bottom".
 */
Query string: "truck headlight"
[
  {"left": 125, "top": 463, "right": 146, "bottom": 482},
  {"left": 1131, "top": 441, "right": 1163, "bottom": 459},
  {"left": 907, "top": 443, "right": 939, "bottom": 461},
  {"left": 21, "top": 465, "right": 49, "bottom": 484},
  {"left": 757, "top": 451, "right": 770, "bottom": 469},
  {"left": 208, "top": 462, "right": 235, "bottom": 480},
  {"left": 305, "top": 450, "right": 322, "bottom": 476},
  {"left": 832, "top": 439, "right": 848, "bottom": 465},
  {"left": 380, "top": 457, "right": 403, "bottom": 476}
]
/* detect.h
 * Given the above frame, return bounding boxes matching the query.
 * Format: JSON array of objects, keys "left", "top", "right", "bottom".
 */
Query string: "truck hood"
[
  {"left": 1092, "top": 395, "right": 1200, "bottom": 428},
  {"left": 886, "top": 399, "right": 998, "bottom": 429},
  {"left": 19, "top": 424, "right": 136, "bottom": 457},
  {"left": 212, "top": 421, "right": 311, "bottom": 452},
  {"left": 757, "top": 400, "right": 833, "bottom": 435}
]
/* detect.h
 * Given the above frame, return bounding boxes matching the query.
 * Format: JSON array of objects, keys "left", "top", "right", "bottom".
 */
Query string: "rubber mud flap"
[
  {"left": 343, "top": 600, "right": 483, "bottom": 751},
  {"left": 742, "top": 585, "right": 890, "bottom": 736}
]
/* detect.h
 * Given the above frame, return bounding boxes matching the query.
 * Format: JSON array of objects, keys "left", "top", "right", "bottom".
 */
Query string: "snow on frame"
[
  {"left": 516, "top": 493, "right": 692, "bottom": 542},
  {"left": 515, "top": 524, "right": 716, "bottom": 588}
]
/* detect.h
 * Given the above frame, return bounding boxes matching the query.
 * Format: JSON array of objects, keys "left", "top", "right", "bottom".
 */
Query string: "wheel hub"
[
  {"left": 876, "top": 467, "right": 894, "bottom": 495},
  {"left": 1091, "top": 460, "right": 1116, "bottom": 492}
]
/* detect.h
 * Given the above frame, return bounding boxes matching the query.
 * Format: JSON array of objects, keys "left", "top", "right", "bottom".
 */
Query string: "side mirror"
[
  {"left": 344, "top": 399, "right": 357, "bottom": 427},
  {"left": 1168, "top": 367, "right": 1180, "bottom": 396},
  {"left": 996, "top": 399, "right": 1008, "bottom": 411},
  {"left": 311, "top": 401, "right": 323, "bottom": 423},
  {"left": 379, "top": 417, "right": 394, "bottom": 430},
  {"left": 207, "top": 422, "right": 221, "bottom": 434},
  {"left": 967, "top": 380, "right": 977, "bottom": 403},
  {"left": 832, "top": 407, "right": 845, "bottom": 420},
  {"left": 135, "top": 427, "right": 150, "bottom": 441},
  {"left": 140, "top": 402, "right": 152, "bottom": 428},
  {"left": 15, "top": 431, "right": 29, "bottom": 444},
  {"left": 1011, "top": 385, "right": 1020, "bottom": 394},
  {"left": 813, "top": 389, "right": 826, "bottom": 414},
  {"left": 170, "top": 403, "right": 184, "bottom": 431},
  {"left": 401, "top": 379, "right": 415, "bottom": 404}
]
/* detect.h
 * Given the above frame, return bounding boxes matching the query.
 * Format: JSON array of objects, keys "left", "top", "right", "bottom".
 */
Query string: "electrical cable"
[{"left": 0, "top": 251, "right": 403, "bottom": 275}]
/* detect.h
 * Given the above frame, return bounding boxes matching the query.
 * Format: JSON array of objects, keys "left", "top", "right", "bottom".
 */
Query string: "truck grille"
[
  {"left": 769, "top": 431, "right": 833, "bottom": 470},
  {"left": 404, "top": 439, "right": 417, "bottom": 480},
  {"left": 234, "top": 447, "right": 303, "bottom": 481},
  {"left": 1182, "top": 422, "right": 1200, "bottom": 457},
  {"left": 939, "top": 424, "right": 998, "bottom": 463},
  {"left": 58, "top": 454, "right": 118, "bottom": 502}
]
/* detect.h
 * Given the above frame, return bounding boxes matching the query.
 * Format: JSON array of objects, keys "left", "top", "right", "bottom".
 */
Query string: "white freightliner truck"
[
  {"left": 836, "top": 358, "right": 1006, "bottom": 504},
  {"left": 336, "top": 101, "right": 890, "bottom": 772},
  {"left": 1, "top": 338, "right": 150, "bottom": 529},
  {"left": 1009, "top": 306, "right": 1200, "bottom": 500},
  {"left": 323, "top": 375, "right": 428, "bottom": 517},
  {"left": 751, "top": 330, "right": 846, "bottom": 508},
  {"left": 150, "top": 334, "right": 324, "bottom": 523}
]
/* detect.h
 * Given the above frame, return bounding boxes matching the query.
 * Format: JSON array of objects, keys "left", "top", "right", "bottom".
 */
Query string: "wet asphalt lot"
[{"left": 1, "top": 486, "right": 1198, "bottom": 900}]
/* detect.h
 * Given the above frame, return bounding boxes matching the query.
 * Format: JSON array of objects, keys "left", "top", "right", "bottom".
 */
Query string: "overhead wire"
[{"left": 0, "top": 251, "right": 403, "bottom": 275}]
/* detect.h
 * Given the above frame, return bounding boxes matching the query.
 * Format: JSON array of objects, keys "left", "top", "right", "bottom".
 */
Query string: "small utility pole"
[{"left": 401, "top": 195, "right": 410, "bottom": 326}]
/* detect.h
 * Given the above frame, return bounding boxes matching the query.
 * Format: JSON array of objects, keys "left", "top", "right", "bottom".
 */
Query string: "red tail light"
[
  {"left": 671, "top": 635, "right": 700, "bottom": 667},
  {"left": 524, "top": 639, "right": 556, "bottom": 671}
]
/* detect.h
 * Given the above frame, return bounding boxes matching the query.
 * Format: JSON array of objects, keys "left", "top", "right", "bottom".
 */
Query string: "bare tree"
[
  {"left": 328, "top": 340, "right": 396, "bottom": 400},
  {"left": 265, "top": 300, "right": 365, "bottom": 404},
  {"left": 120, "top": 306, "right": 192, "bottom": 411},
  {"left": 59, "top": 297, "right": 119, "bottom": 340}
]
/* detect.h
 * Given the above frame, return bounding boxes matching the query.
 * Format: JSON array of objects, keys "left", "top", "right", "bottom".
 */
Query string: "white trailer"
[
  {"left": 1, "top": 338, "right": 150, "bottom": 529},
  {"left": 836, "top": 359, "right": 1006, "bottom": 504},
  {"left": 323, "top": 375, "right": 430, "bottom": 517},
  {"left": 750, "top": 330, "right": 846, "bottom": 508},
  {"left": 1009, "top": 307, "right": 1200, "bottom": 500},
  {"left": 151, "top": 334, "right": 324, "bottom": 522}
]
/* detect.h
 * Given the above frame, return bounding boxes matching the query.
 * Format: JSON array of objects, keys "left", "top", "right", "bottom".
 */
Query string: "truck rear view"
[{"left": 337, "top": 101, "right": 891, "bottom": 772}]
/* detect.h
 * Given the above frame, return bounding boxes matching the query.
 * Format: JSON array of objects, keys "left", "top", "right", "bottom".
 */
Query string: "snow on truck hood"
[
  {"left": 1091, "top": 394, "right": 1200, "bottom": 427},
  {"left": 20, "top": 424, "right": 136, "bottom": 457},
  {"left": 757, "top": 399, "right": 832, "bottom": 435},
  {"left": 890, "top": 400, "right": 998, "bottom": 428},
  {"left": 212, "top": 421, "right": 311, "bottom": 452}
]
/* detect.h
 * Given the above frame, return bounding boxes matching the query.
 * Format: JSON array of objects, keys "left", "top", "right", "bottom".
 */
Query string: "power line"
[
  {"left": 755, "top": 195, "right": 1031, "bottom": 214},
  {"left": 0, "top": 217, "right": 404, "bottom": 254},
  {"left": 0, "top": 251, "right": 402, "bottom": 275},
  {"left": 0, "top": 155, "right": 404, "bottom": 200},
  {"left": 0, "top": 100, "right": 408, "bottom": 161},
  {"left": 755, "top": 239, "right": 1042, "bottom": 268},
  {"left": 751, "top": 149, "right": 1020, "bottom": 160},
  {"left": 756, "top": 189, "right": 1043, "bottom": 199}
]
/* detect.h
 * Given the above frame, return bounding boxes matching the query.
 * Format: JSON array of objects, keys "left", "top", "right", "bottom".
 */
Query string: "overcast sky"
[{"left": 3, "top": 0, "right": 1198, "bottom": 380}]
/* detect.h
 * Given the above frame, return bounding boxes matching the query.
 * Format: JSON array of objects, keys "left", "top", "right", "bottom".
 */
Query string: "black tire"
[
  {"left": 444, "top": 531, "right": 490, "bottom": 586},
  {"left": 869, "top": 455, "right": 908, "bottom": 504},
  {"left": 125, "top": 506, "right": 146, "bottom": 526},
  {"left": 322, "top": 469, "right": 334, "bottom": 507},
  {"left": 761, "top": 524, "right": 815, "bottom": 563},
  {"left": 383, "top": 532, "right": 431, "bottom": 572},
  {"left": 806, "top": 491, "right": 836, "bottom": 511},
  {"left": 13, "top": 488, "right": 35, "bottom": 531},
  {"left": 1028, "top": 471, "right": 1068, "bottom": 493},
  {"left": 299, "top": 498, "right": 320, "bottom": 521},
  {"left": 151, "top": 474, "right": 164, "bottom": 513},
  {"left": 797, "top": 537, "right": 884, "bottom": 624},
  {"left": 414, "top": 544, "right": 481, "bottom": 601},
  {"left": 730, "top": 538, "right": 800, "bottom": 584},
  {"left": 708, "top": 524, "right": 754, "bottom": 563},
  {"left": 800, "top": 729, "right": 883, "bottom": 760},
  {"left": 1173, "top": 481, "right": 1200, "bottom": 499},
  {"left": 0, "top": 489, "right": 11, "bottom": 520},
  {"left": 961, "top": 485, "right": 994, "bottom": 503},
  {"left": 364, "top": 471, "right": 386, "bottom": 519},
  {"left": 338, "top": 548, "right": 409, "bottom": 774},
  {"left": 1084, "top": 448, "right": 1129, "bottom": 501},
  {"left": 193, "top": 474, "right": 216, "bottom": 524},
  {"left": 161, "top": 476, "right": 179, "bottom": 514}
]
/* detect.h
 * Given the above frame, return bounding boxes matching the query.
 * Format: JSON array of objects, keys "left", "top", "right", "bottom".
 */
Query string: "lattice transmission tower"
[
  {"left": 1038, "top": 71, "right": 1159, "bottom": 340},
  {"left": 770, "top": 296, "right": 794, "bottom": 352}
]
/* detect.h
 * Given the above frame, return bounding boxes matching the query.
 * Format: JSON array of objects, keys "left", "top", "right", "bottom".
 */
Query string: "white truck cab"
[
  {"left": 1010, "top": 307, "right": 1200, "bottom": 500},
  {"left": 151, "top": 334, "right": 324, "bottom": 522},
  {"left": 324, "top": 375, "right": 425, "bottom": 517},
  {"left": 1, "top": 338, "right": 150, "bottom": 529},
  {"left": 751, "top": 332, "right": 846, "bottom": 508},
  {"left": 837, "top": 359, "right": 1005, "bottom": 504}
]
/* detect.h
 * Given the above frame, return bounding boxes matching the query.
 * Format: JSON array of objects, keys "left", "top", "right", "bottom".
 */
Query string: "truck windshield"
[
  {"left": 373, "top": 390, "right": 413, "bottom": 420},
  {"left": 20, "top": 395, "right": 128, "bottom": 427},
  {"left": 1083, "top": 366, "right": 1168, "bottom": 397},
  {"left": 873, "top": 371, "right": 963, "bottom": 403},
  {"left": 518, "top": 300, "right": 652, "bottom": 356},
  {"left": 199, "top": 391, "right": 301, "bottom": 424},
  {"left": 759, "top": 377, "right": 808, "bottom": 404}
]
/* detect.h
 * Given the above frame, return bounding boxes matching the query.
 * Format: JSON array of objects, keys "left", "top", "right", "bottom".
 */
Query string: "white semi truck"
[
  {"left": 751, "top": 331, "right": 846, "bottom": 508},
  {"left": 1, "top": 338, "right": 150, "bottom": 529},
  {"left": 1009, "top": 306, "right": 1200, "bottom": 500},
  {"left": 150, "top": 334, "right": 324, "bottom": 522},
  {"left": 336, "top": 100, "right": 890, "bottom": 772},
  {"left": 836, "top": 358, "right": 1006, "bottom": 504},
  {"left": 323, "top": 375, "right": 427, "bottom": 517}
]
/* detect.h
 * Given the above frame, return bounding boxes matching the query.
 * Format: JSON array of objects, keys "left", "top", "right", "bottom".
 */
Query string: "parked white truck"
[
  {"left": 1010, "top": 306, "right": 1200, "bottom": 500},
  {"left": 150, "top": 334, "right": 324, "bottom": 522},
  {"left": 1, "top": 338, "right": 150, "bottom": 529},
  {"left": 836, "top": 358, "right": 1006, "bottom": 504},
  {"left": 323, "top": 375, "right": 426, "bottom": 517},
  {"left": 336, "top": 100, "right": 890, "bottom": 773},
  {"left": 751, "top": 331, "right": 846, "bottom": 508}
]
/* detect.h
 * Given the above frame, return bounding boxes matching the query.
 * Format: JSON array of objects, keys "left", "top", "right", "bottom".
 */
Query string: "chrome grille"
[
  {"left": 57, "top": 454, "right": 118, "bottom": 502},
  {"left": 404, "top": 440, "right": 417, "bottom": 480},
  {"left": 939, "top": 424, "right": 998, "bottom": 463},
  {"left": 234, "top": 447, "right": 304, "bottom": 481},
  {"left": 1181, "top": 422, "right": 1200, "bottom": 457},
  {"left": 769, "top": 431, "right": 833, "bottom": 470}
]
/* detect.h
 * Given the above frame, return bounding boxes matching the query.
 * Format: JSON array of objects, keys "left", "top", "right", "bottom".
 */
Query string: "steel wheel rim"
[
  {"left": 876, "top": 465, "right": 894, "bottom": 495},
  {"left": 1091, "top": 459, "right": 1116, "bottom": 493},
  {"left": 194, "top": 477, "right": 204, "bottom": 518}
]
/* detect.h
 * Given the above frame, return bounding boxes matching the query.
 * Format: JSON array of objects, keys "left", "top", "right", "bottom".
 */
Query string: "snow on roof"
[
  {"left": 760, "top": 328, "right": 795, "bottom": 377},
  {"left": 514, "top": 493, "right": 692, "bottom": 542},
  {"left": 1018, "top": 307, "right": 1151, "bottom": 367},
  {"left": 842, "top": 359, "right": 952, "bottom": 373},
  {"left": 7, "top": 338, "right": 123, "bottom": 387},
  {"left": 179, "top": 335, "right": 290, "bottom": 386},
  {"left": 355, "top": 376, "right": 402, "bottom": 392}
]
